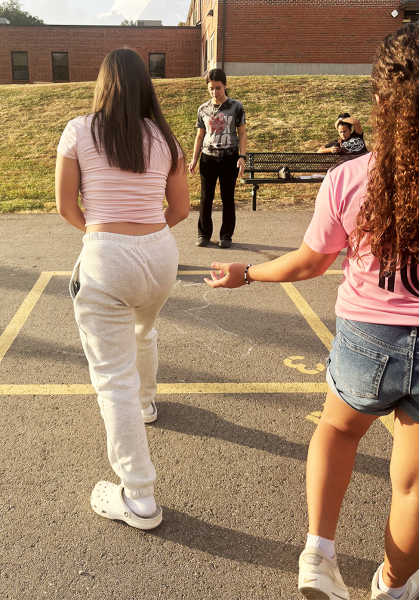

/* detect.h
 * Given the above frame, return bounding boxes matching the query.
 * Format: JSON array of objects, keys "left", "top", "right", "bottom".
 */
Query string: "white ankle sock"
[
  {"left": 123, "top": 493, "right": 157, "bottom": 518},
  {"left": 378, "top": 566, "right": 407, "bottom": 599},
  {"left": 306, "top": 534, "right": 335, "bottom": 560},
  {"left": 141, "top": 404, "right": 155, "bottom": 416}
]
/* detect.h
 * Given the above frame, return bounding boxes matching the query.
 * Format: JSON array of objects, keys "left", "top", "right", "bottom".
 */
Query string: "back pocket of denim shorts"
[{"left": 335, "top": 331, "right": 389, "bottom": 399}]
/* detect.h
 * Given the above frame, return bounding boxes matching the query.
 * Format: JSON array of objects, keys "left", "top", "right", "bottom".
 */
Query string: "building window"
[
  {"left": 210, "top": 33, "right": 214, "bottom": 64},
  {"left": 404, "top": 9, "right": 419, "bottom": 22},
  {"left": 11, "top": 51, "right": 29, "bottom": 81},
  {"left": 149, "top": 53, "right": 165, "bottom": 78},
  {"left": 52, "top": 52, "right": 69, "bottom": 81}
]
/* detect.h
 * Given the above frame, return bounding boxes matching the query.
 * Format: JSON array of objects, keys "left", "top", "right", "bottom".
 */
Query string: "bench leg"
[{"left": 252, "top": 184, "right": 259, "bottom": 211}]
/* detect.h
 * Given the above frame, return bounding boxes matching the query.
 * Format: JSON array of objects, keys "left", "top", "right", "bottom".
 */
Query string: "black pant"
[{"left": 198, "top": 153, "right": 239, "bottom": 240}]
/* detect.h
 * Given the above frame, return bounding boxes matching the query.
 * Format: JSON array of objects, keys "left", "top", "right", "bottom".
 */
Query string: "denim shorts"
[{"left": 326, "top": 318, "right": 419, "bottom": 422}]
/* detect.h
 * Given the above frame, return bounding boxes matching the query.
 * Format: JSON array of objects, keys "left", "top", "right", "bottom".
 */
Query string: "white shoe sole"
[{"left": 299, "top": 572, "right": 350, "bottom": 600}]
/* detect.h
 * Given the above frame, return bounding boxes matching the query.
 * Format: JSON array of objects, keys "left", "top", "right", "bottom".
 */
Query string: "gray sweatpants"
[{"left": 70, "top": 227, "right": 179, "bottom": 500}]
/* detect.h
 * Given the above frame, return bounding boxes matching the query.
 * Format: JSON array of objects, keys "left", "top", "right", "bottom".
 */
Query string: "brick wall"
[
  {"left": 0, "top": 25, "right": 201, "bottom": 85},
  {"left": 218, "top": 0, "right": 404, "bottom": 65}
]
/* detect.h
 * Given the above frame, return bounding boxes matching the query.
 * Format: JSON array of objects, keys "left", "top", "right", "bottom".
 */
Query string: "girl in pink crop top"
[
  {"left": 204, "top": 24, "right": 419, "bottom": 600},
  {"left": 57, "top": 114, "right": 183, "bottom": 227},
  {"left": 55, "top": 48, "right": 189, "bottom": 531}
]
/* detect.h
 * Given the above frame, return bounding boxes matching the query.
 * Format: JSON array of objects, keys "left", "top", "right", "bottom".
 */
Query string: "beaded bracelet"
[{"left": 244, "top": 264, "right": 253, "bottom": 285}]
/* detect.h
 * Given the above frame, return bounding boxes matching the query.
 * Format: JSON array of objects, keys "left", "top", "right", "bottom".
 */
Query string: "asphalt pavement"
[{"left": 0, "top": 210, "right": 392, "bottom": 600}]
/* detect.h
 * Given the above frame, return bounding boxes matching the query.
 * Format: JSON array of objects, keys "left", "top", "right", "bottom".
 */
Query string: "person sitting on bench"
[{"left": 317, "top": 112, "right": 368, "bottom": 157}]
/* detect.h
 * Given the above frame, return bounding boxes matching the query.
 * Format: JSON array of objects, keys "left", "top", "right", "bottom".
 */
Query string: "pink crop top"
[
  {"left": 57, "top": 114, "right": 182, "bottom": 226},
  {"left": 304, "top": 152, "right": 419, "bottom": 325}
]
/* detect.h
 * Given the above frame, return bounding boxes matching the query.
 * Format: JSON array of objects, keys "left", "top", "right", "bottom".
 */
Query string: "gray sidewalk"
[{"left": 0, "top": 211, "right": 391, "bottom": 600}]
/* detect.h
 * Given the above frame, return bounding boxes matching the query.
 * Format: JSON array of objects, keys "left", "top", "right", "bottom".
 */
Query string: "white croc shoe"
[
  {"left": 371, "top": 564, "right": 419, "bottom": 600},
  {"left": 90, "top": 481, "right": 162, "bottom": 530},
  {"left": 298, "top": 546, "right": 350, "bottom": 600},
  {"left": 141, "top": 400, "right": 157, "bottom": 424}
]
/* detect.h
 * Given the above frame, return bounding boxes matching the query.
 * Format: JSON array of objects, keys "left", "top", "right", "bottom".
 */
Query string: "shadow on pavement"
[
  {"left": 150, "top": 507, "right": 379, "bottom": 588},
  {"left": 154, "top": 402, "right": 390, "bottom": 479}
]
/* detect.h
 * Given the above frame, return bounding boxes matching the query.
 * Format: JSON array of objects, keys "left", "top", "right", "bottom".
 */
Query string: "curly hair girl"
[
  {"left": 205, "top": 23, "right": 419, "bottom": 600},
  {"left": 354, "top": 23, "right": 419, "bottom": 273}
]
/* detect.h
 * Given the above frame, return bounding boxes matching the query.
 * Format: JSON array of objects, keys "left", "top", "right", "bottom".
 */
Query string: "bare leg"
[
  {"left": 382, "top": 407, "right": 419, "bottom": 588},
  {"left": 307, "top": 387, "right": 377, "bottom": 540}
]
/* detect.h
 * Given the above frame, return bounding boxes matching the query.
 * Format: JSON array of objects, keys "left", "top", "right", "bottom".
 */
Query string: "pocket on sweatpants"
[
  {"left": 335, "top": 331, "right": 389, "bottom": 399},
  {"left": 69, "top": 254, "right": 82, "bottom": 300}
]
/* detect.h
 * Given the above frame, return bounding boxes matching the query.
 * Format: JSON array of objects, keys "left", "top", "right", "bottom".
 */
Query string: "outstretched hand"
[{"left": 204, "top": 262, "right": 248, "bottom": 288}]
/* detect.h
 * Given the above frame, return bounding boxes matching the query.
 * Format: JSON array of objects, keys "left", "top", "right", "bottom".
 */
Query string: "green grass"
[{"left": 0, "top": 76, "right": 374, "bottom": 213}]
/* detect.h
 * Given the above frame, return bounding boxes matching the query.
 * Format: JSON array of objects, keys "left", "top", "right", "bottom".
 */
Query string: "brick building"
[
  {"left": 1, "top": 1, "right": 418, "bottom": 84},
  {"left": 187, "top": 0, "right": 418, "bottom": 76},
  {"left": 0, "top": 24, "right": 201, "bottom": 85}
]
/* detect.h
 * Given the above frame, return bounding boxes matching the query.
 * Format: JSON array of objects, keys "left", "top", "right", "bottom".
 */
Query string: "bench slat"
[
  {"left": 241, "top": 176, "right": 325, "bottom": 184},
  {"left": 242, "top": 151, "right": 345, "bottom": 211},
  {"left": 245, "top": 152, "right": 341, "bottom": 173}
]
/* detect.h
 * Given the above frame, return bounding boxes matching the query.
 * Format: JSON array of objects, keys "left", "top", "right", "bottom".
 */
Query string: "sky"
[{"left": 20, "top": 0, "right": 192, "bottom": 27}]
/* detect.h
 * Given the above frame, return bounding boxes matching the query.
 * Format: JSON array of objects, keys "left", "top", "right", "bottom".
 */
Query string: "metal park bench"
[{"left": 241, "top": 152, "right": 343, "bottom": 210}]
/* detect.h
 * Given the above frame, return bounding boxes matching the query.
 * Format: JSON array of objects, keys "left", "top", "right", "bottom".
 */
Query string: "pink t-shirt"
[
  {"left": 304, "top": 152, "right": 419, "bottom": 325},
  {"left": 57, "top": 114, "right": 181, "bottom": 226}
]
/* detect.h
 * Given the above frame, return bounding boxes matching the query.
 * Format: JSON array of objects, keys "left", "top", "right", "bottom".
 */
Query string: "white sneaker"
[
  {"left": 141, "top": 400, "right": 157, "bottom": 424},
  {"left": 298, "top": 546, "right": 349, "bottom": 600},
  {"left": 371, "top": 563, "right": 419, "bottom": 599}
]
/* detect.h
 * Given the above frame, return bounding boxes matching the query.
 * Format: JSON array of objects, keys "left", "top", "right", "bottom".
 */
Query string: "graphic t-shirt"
[
  {"left": 325, "top": 131, "right": 367, "bottom": 156},
  {"left": 196, "top": 98, "right": 246, "bottom": 157},
  {"left": 303, "top": 152, "right": 419, "bottom": 325}
]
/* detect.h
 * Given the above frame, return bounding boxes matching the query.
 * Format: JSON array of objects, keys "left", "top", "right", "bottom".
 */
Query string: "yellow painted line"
[
  {"left": 280, "top": 282, "right": 334, "bottom": 351},
  {"left": 0, "top": 385, "right": 95, "bottom": 395},
  {"left": 0, "top": 382, "right": 329, "bottom": 396},
  {"left": 177, "top": 270, "right": 343, "bottom": 277},
  {"left": 177, "top": 270, "right": 211, "bottom": 275},
  {"left": 0, "top": 272, "right": 54, "bottom": 363},
  {"left": 1, "top": 267, "right": 393, "bottom": 438},
  {"left": 41, "top": 269, "right": 343, "bottom": 278},
  {"left": 48, "top": 271, "right": 72, "bottom": 276},
  {"left": 31, "top": 270, "right": 212, "bottom": 277}
]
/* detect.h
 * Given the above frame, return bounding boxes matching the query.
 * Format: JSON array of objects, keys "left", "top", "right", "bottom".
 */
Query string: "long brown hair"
[
  {"left": 91, "top": 48, "right": 181, "bottom": 174},
  {"left": 353, "top": 23, "right": 419, "bottom": 272}
]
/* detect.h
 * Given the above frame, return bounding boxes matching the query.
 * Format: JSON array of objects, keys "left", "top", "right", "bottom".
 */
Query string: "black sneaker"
[
  {"left": 219, "top": 239, "right": 232, "bottom": 248},
  {"left": 196, "top": 237, "right": 210, "bottom": 247}
]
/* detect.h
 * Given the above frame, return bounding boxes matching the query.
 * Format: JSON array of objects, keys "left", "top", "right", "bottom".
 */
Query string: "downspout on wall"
[{"left": 221, "top": 0, "right": 226, "bottom": 71}]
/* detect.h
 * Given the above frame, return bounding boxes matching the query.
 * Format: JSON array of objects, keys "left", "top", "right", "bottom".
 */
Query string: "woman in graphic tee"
[
  {"left": 205, "top": 24, "right": 419, "bottom": 600},
  {"left": 318, "top": 112, "right": 368, "bottom": 157},
  {"left": 189, "top": 68, "right": 247, "bottom": 249}
]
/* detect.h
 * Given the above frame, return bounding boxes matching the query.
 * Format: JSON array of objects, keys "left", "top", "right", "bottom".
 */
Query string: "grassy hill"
[{"left": 0, "top": 75, "right": 374, "bottom": 213}]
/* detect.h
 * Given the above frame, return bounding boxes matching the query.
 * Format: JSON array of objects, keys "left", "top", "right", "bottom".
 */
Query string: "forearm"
[
  {"left": 55, "top": 155, "right": 85, "bottom": 231},
  {"left": 247, "top": 250, "right": 326, "bottom": 283},
  {"left": 238, "top": 131, "right": 247, "bottom": 155},
  {"left": 206, "top": 243, "right": 341, "bottom": 289},
  {"left": 341, "top": 117, "right": 358, "bottom": 125},
  {"left": 318, "top": 146, "right": 332, "bottom": 154},
  {"left": 192, "top": 132, "right": 205, "bottom": 162},
  {"left": 164, "top": 206, "right": 188, "bottom": 228},
  {"left": 58, "top": 204, "right": 86, "bottom": 232}
]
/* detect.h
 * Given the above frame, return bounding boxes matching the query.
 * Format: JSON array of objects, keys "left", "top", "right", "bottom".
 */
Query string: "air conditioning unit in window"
[{"left": 135, "top": 20, "right": 162, "bottom": 26}]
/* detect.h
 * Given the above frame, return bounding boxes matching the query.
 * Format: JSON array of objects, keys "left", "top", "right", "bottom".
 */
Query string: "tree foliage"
[
  {"left": 0, "top": 0, "right": 44, "bottom": 24},
  {"left": 121, "top": 19, "right": 136, "bottom": 26}
]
